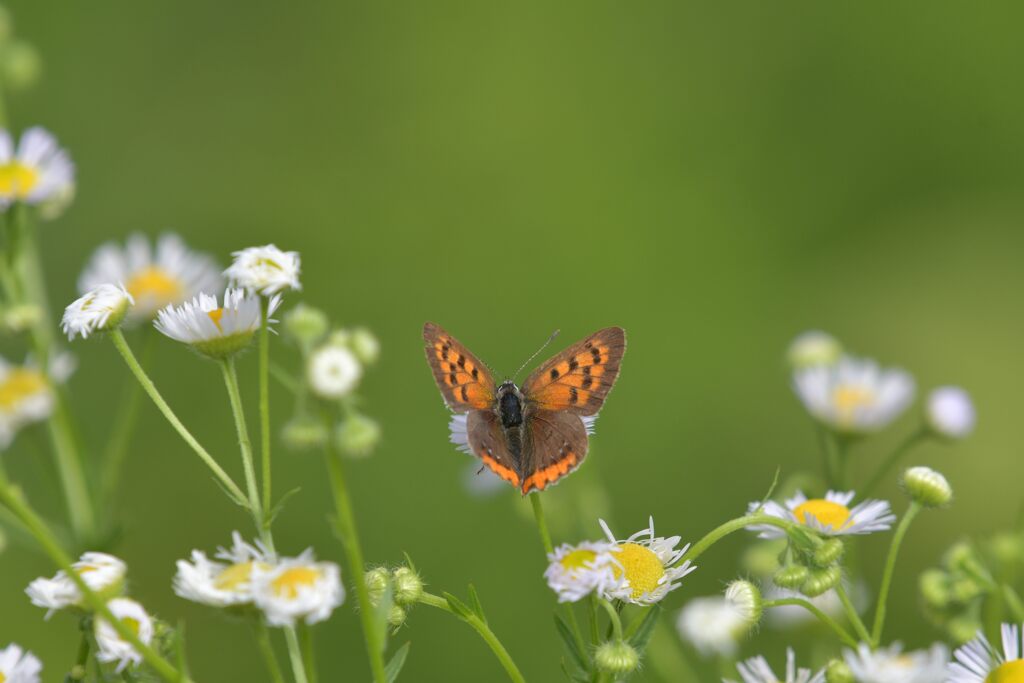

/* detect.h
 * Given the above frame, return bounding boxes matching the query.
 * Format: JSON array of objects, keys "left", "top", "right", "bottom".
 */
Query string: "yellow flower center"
[
  {"left": 793, "top": 499, "right": 852, "bottom": 530},
  {"left": 0, "top": 670, "right": 6, "bottom": 683},
  {"left": 122, "top": 617, "right": 141, "bottom": 637},
  {"left": 0, "top": 161, "right": 40, "bottom": 198},
  {"left": 214, "top": 561, "right": 260, "bottom": 591},
  {"left": 77, "top": 564, "right": 98, "bottom": 574},
  {"left": 126, "top": 266, "right": 182, "bottom": 308},
  {"left": 988, "top": 660, "right": 1024, "bottom": 683},
  {"left": 832, "top": 384, "right": 875, "bottom": 425},
  {"left": 0, "top": 368, "right": 48, "bottom": 411},
  {"left": 271, "top": 566, "right": 321, "bottom": 599},
  {"left": 612, "top": 543, "right": 665, "bottom": 599},
  {"left": 207, "top": 308, "right": 225, "bottom": 331},
  {"left": 559, "top": 549, "right": 598, "bottom": 571}
]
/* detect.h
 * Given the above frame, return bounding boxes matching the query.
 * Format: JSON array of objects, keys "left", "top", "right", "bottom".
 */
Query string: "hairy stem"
[
  {"left": 871, "top": 502, "right": 921, "bottom": 645},
  {"left": 764, "top": 598, "right": 859, "bottom": 648}
]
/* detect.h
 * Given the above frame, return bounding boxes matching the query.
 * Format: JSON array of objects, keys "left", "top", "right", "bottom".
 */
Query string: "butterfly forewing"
[
  {"left": 522, "top": 327, "right": 626, "bottom": 415},
  {"left": 423, "top": 322, "right": 497, "bottom": 412},
  {"left": 521, "top": 410, "right": 588, "bottom": 494}
]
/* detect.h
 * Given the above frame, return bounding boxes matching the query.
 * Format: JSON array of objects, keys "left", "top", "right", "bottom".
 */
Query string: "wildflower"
[
  {"left": 926, "top": 386, "right": 976, "bottom": 440},
  {"left": 747, "top": 490, "right": 895, "bottom": 538},
  {"left": 787, "top": 330, "right": 842, "bottom": 369},
  {"left": 595, "top": 641, "right": 640, "bottom": 676},
  {"left": 676, "top": 596, "right": 748, "bottom": 657},
  {"left": 902, "top": 466, "right": 953, "bottom": 508},
  {"left": 281, "top": 415, "right": 329, "bottom": 451},
  {"left": 844, "top": 641, "right": 949, "bottom": 683},
  {"left": 364, "top": 568, "right": 391, "bottom": 607},
  {"left": 154, "top": 288, "right": 279, "bottom": 359},
  {"left": 392, "top": 566, "right": 424, "bottom": 606},
  {"left": 0, "top": 643, "right": 42, "bottom": 683},
  {"left": 308, "top": 344, "right": 361, "bottom": 399},
  {"left": 173, "top": 532, "right": 270, "bottom": 607},
  {"left": 599, "top": 517, "right": 696, "bottom": 605},
  {"left": 335, "top": 413, "right": 381, "bottom": 457},
  {"left": 282, "top": 304, "right": 328, "bottom": 347},
  {"left": 350, "top": 327, "right": 380, "bottom": 365},
  {"left": 0, "top": 127, "right": 74, "bottom": 208},
  {"left": 78, "top": 233, "right": 222, "bottom": 321},
  {"left": 252, "top": 550, "right": 344, "bottom": 627},
  {"left": 26, "top": 552, "right": 126, "bottom": 617},
  {"left": 94, "top": 598, "right": 154, "bottom": 672},
  {"left": 725, "top": 580, "right": 763, "bottom": 626},
  {"left": 224, "top": 244, "right": 300, "bottom": 296},
  {"left": 0, "top": 353, "right": 73, "bottom": 449},
  {"left": 948, "top": 623, "right": 1024, "bottom": 682},
  {"left": 544, "top": 541, "right": 623, "bottom": 603},
  {"left": 61, "top": 284, "right": 133, "bottom": 340},
  {"left": 793, "top": 355, "right": 914, "bottom": 434},
  {"left": 727, "top": 648, "right": 825, "bottom": 683}
]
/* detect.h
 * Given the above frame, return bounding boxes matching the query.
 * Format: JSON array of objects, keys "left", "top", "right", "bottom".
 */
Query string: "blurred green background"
[{"left": 3, "top": 1, "right": 1024, "bottom": 680}]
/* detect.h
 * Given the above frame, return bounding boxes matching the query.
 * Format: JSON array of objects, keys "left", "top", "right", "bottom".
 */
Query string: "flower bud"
[
  {"left": 350, "top": 327, "right": 380, "bottom": 365},
  {"left": 926, "top": 386, "right": 975, "bottom": 440},
  {"left": 813, "top": 539, "right": 845, "bottom": 567},
  {"left": 949, "top": 576, "right": 984, "bottom": 604},
  {"left": 392, "top": 567, "right": 424, "bottom": 606},
  {"left": 801, "top": 566, "right": 841, "bottom": 598},
  {"left": 725, "top": 580, "right": 763, "bottom": 626},
  {"left": 902, "top": 466, "right": 953, "bottom": 508},
  {"left": 774, "top": 565, "right": 810, "bottom": 590},
  {"left": 947, "top": 614, "right": 983, "bottom": 644},
  {"left": 2, "top": 40, "right": 41, "bottom": 91},
  {"left": 387, "top": 604, "right": 407, "bottom": 628},
  {"left": 61, "top": 284, "right": 133, "bottom": 340},
  {"left": 335, "top": 413, "right": 381, "bottom": 458},
  {"left": 787, "top": 330, "right": 842, "bottom": 369},
  {"left": 2, "top": 304, "right": 42, "bottom": 332},
  {"left": 989, "top": 532, "right": 1024, "bottom": 567},
  {"left": 825, "top": 659, "right": 854, "bottom": 683},
  {"left": 918, "top": 569, "right": 951, "bottom": 610},
  {"left": 595, "top": 640, "right": 639, "bottom": 676},
  {"left": 944, "top": 542, "right": 979, "bottom": 573},
  {"left": 364, "top": 567, "right": 390, "bottom": 607},
  {"left": 308, "top": 344, "right": 362, "bottom": 399},
  {"left": 283, "top": 304, "right": 328, "bottom": 347},
  {"left": 281, "top": 415, "right": 328, "bottom": 451}
]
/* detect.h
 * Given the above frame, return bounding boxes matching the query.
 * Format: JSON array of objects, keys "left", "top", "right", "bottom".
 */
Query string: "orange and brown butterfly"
[{"left": 423, "top": 322, "right": 626, "bottom": 495}]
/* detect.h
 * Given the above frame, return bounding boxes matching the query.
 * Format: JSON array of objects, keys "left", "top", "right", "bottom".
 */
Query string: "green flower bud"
[
  {"left": 947, "top": 614, "right": 983, "bottom": 644},
  {"left": 350, "top": 327, "right": 380, "bottom": 365},
  {"left": 392, "top": 566, "right": 424, "bottom": 606},
  {"left": 2, "top": 40, "right": 41, "bottom": 91},
  {"left": 725, "top": 580, "right": 763, "bottom": 626},
  {"left": 364, "top": 567, "right": 390, "bottom": 608},
  {"left": 813, "top": 538, "right": 845, "bottom": 567},
  {"left": 919, "top": 569, "right": 951, "bottom": 610},
  {"left": 787, "top": 331, "right": 842, "bottom": 369},
  {"left": 335, "top": 413, "right": 381, "bottom": 458},
  {"left": 902, "top": 466, "right": 953, "bottom": 508},
  {"left": 949, "top": 576, "right": 984, "bottom": 604},
  {"left": 327, "top": 329, "right": 352, "bottom": 347},
  {"left": 774, "top": 565, "right": 810, "bottom": 590},
  {"left": 989, "top": 532, "right": 1024, "bottom": 567},
  {"left": 387, "top": 604, "right": 407, "bottom": 628},
  {"left": 595, "top": 640, "right": 639, "bottom": 676},
  {"left": 801, "top": 566, "right": 842, "bottom": 598},
  {"left": 283, "top": 304, "right": 329, "bottom": 347},
  {"left": 944, "top": 542, "right": 980, "bottom": 572},
  {"left": 281, "top": 415, "right": 328, "bottom": 451},
  {"left": 825, "top": 659, "right": 854, "bottom": 683},
  {"left": 2, "top": 303, "right": 42, "bottom": 333}
]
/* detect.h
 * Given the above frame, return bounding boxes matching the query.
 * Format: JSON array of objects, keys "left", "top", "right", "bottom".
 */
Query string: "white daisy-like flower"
[
  {"left": 173, "top": 531, "right": 271, "bottom": 607},
  {"left": 0, "top": 127, "right": 74, "bottom": 208},
  {"left": 926, "top": 386, "right": 976, "bottom": 440},
  {"left": 599, "top": 517, "right": 696, "bottom": 605},
  {"left": 948, "top": 623, "right": 1024, "bottom": 682},
  {"left": 726, "top": 648, "right": 825, "bottom": 683},
  {"left": 26, "top": 552, "right": 126, "bottom": 618},
  {"left": 224, "top": 244, "right": 301, "bottom": 296},
  {"left": 0, "top": 353, "right": 74, "bottom": 449},
  {"left": 94, "top": 598, "right": 154, "bottom": 673},
  {"left": 544, "top": 541, "right": 624, "bottom": 603},
  {"left": 307, "top": 345, "right": 362, "bottom": 399},
  {"left": 793, "top": 355, "right": 915, "bottom": 434},
  {"left": 0, "top": 643, "right": 42, "bottom": 683},
  {"left": 844, "top": 641, "right": 948, "bottom": 683},
  {"left": 676, "top": 596, "right": 749, "bottom": 657},
  {"left": 251, "top": 550, "right": 344, "bottom": 627},
  {"left": 747, "top": 490, "right": 895, "bottom": 539},
  {"left": 61, "top": 284, "right": 133, "bottom": 341},
  {"left": 154, "top": 288, "right": 280, "bottom": 359},
  {"left": 78, "top": 233, "right": 222, "bottom": 321}
]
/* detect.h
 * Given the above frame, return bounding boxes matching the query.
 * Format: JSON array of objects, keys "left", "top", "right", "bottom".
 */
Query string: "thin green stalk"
[
  {"left": 108, "top": 329, "right": 247, "bottom": 507},
  {"left": 283, "top": 627, "right": 309, "bottom": 683},
  {"left": 259, "top": 297, "right": 273, "bottom": 518},
  {"left": 587, "top": 594, "right": 601, "bottom": 645},
  {"left": 72, "top": 628, "right": 92, "bottom": 680},
  {"left": 219, "top": 358, "right": 265, "bottom": 539},
  {"left": 862, "top": 428, "right": 929, "bottom": 497},
  {"left": 418, "top": 592, "right": 526, "bottom": 683},
  {"left": 46, "top": 396, "right": 96, "bottom": 544},
  {"left": 596, "top": 598, "right": 623, "bottom": 640},
  {"left": 0, "top": 468, "right": 185, "bottom": 682},
  {"left": 253, "top": 620, "right": 285, "bottom": 683},
  {"left": 530, "top": 493, "right": 588, "bottom": 659},
  {"left": 1003, "top": 585, "right": 1024, "bottom": 622},
  {"left": 836, "top": 583, "right": 872, "bottom": 645},
  {"left": 101, "top": 330, "right": 155, "bottom": 506},
  {"left": 871, "top": 502, "right": 921, "bottom": 644},
  {"left": 678, "top": 514, "right": 793, "bottom": 565},
  {"left": 764, "top": 598, "right": 859, "bottom": 648},
  {"left": 646, "top": 621, "right": 702, "bottom": 683},
  {"left": 298, "top": 622, "right": 318, "bottom": 683},
  {"left": 323, "top": 433, "right": 387, "bottom": 683}
]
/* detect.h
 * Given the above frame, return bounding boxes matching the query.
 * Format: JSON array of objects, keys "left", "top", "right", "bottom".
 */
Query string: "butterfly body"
[{"left": 424, "top": 322, "right": 626, "bottom": 495}]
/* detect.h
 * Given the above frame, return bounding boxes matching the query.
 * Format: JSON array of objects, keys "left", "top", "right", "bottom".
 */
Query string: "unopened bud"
[
  {"left": 392, "top": 566, "right": 424, "bottom": 606},
  {"left": 813, "top": 539, "right": 845, "bottom": 567},
  {"left": 774, "top": 565, "right": 810, "bottom": 590},
  {"left": 787, "top": 331, "right": 842, "bottom": 368},
  {"left": 919, "top": 569, "right": 951, "bottom": 610},
  {"left": 350, "top": 327, "right": 380, "bottom": 365},
  {"left": 801, "top": 566, "right": 841, "bottom": 598},
  {"left": 281, "top": 415, "right": 328, "bottom": 451},
  {"left": 387, "top": 604, "right": 407, "bottom": 628},
  {"left": 2, "top": 40, "right": 41, "bottom": 91},
  {"left": 725, "top": 580, "right": 762, "bottom": 626},
  {"left": 825, "top": 659, "right": 854, "bottom": 683},
  {"left": 595, "top": 640, "right": 639, "bottom": 676},
  {"left": 902, "top": 466, "right": 953, "bottom": 508},
  {"left": 364, "top": 567, "right": 390, "bottom": 607},
  {"left": 282, "top": 304, "right": 328, "bottom": 347},
  {"left": 335, "top": 413, "right": 381, "bottom": 458}
]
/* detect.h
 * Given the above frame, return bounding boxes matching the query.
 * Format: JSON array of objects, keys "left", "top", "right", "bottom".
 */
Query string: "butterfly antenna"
[{"left": 513, "top": 329, "right": 560, "bottom": 381}]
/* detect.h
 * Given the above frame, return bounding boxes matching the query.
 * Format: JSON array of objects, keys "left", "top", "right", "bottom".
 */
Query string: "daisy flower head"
[
  {"left": 787, "top": 330, "right": 842, "bottom": 369},
  {"left": 252, "top": 550, "right": 344, "bottom": 627},
  {"left": 927, "top": 386, "right": 976, "bottom": 440},
  {"left": 154, "top": 288, "right": 279, "bottom": 360},
  {"left": 224, "top": 244, "right": 301, "bottom": 296},
  {"left": 308, "top": 343, "right": 362, "bottom": 399},
  {"left": 793, "top": 355, "right": 915, "bottom": 435},
  {"left": 948, "top": 623, "right": 1024, "bottom": 682},
  {"left": 747, "top": 490, "right": 895, "bottom": 539},
  {"left": 61, "top": 284, "right": 133, "bottom": 340},
  {"left": 0, "top": 353, "right": 72, "bottom": 449},
  {"left": 727, "top": 648, "right": 825, "bottom": 683},
  {"left": 676, "top": 596, "right": 748, "bottom": 657},
  {"left": 599, "top": 517, "right": 695, "bottom": 605},
  {"left": 0, "top": 643, "right": 42, "bottom": 683},
  {"left": 78, "top": 233, "right": 222, "bottom": 321},
  {"left": 544, "top": 541, "right": 624, "bottom": 603},
  {"left": 173, "top": 531, "right": 271, "bottom": 608},
  {"left": 26, "top": 552, "right": 126, "bottom": 617},
  {"left": 0, "top": 127, "right": 74, "bottom": 209},
  {"left": 94, "top": 598, "right": 154, "bottom": 673},
  {"left": 844, "top": 641, "right": 948, "bottom": 683}
]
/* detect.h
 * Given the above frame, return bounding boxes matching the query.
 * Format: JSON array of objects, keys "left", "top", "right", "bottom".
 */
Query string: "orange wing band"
[
  {"left": 482, "top": 454, "right": 520, "bottom": 487},
  {"left": 521, "top": 451, "right": 579, "bottom": 495}
]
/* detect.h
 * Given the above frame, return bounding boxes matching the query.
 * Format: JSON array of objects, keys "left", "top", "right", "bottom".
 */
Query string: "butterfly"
[{"left": 423, "top": 322, "right": 626, "bottom": 495}]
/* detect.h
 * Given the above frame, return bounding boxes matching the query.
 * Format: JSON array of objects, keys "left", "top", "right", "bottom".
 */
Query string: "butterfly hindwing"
[
  {"left": 423, "top": 322, "right": 497, "bottom": 412},
  {"left": 521, "top": 409, "right": 588, "bottom": 494},
  {"left": 522, "top": 327, "right": 626, "bottom": 416},
  {"left": 466, "top": 410, "right": 521, "bottom": 488}
]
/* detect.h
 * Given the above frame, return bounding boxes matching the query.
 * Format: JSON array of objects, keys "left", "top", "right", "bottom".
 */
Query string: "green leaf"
[
  {"left": 211, "top": 477, "right": 249, "bottom": 508},
  {"left": 384, "top": 642, "right": 411, "bottom": 683},
  {"left": 554, "top": 613, "right": 590, "bottom": 673},
  {"left": 443, "top": 592, "right": 474, "bottom": 621},
  {"left": 266, "top": 487, "right": 302, "bottom": 525},
  {"left": 625, "top": 604, "right": 661, "bottom": 651},
  {"left": 402, "top": 551, "right": 417, "bottom": 574},
  {"left": 467, "top": 584, "right": 487, "bottom": 623}
]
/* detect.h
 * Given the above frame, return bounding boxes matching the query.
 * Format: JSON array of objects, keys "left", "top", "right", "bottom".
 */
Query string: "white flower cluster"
[{"left": 0, "top": 353, "right": 73, "bottom": 449}]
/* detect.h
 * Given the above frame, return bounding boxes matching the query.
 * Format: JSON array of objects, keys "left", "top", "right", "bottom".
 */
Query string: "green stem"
[
  {"left": 596, "top": 598, "right": 623, "bottom": 640},
  {"left": 587, "top": 594, "right": 601, "bottom": 645},
  {"left": 678, "top": 514, "right": 794, "bottom": 565},
  {"left": 259, "top": 297, "right": 273, "bottom": 519},
  {"left": 253, "top": 620, "right": 285, "bottom": 683},
  {"left": 836, "top": 582, "right": 871, "bottom": 645},
  {"left": 299, "top": 622, "right": 318, "bottom": 683},
  {"left": 101, "top": 330, "right": 155, "bottom": 507},
  {"left": 418, "top": 592, "right": 526, "bottom": 683},
  {"left": 323, "top": 431, "right": 387, "bottom": 683},
  {"left": 108, "top": 330, "right": 248, "bottom": 507},
  {"left": 862, "top": 428, "right": 929, "bottom": 497},
  {"left": 871, "top": 502, "right": 921, "bottom": 645},
  {"left": 764, "top": 599, "right": 859, "bottom": 648},
  {"left": 0, "top": 467, "right": 186, "bottom": 682},
  {"left": 220, "top": 358, "right": 267, "bottom": 546},
  {"left": 71, "top": 628, "right": 91, "bottom": 680},
  {"left": 46, "top": 393, "right": 96, "bottom": 545},
  {"left": 1003, "top": 585, "right": 1024, "bottom": 622},
  {"left": 284, "top": 626, "right": 310, "bottom": 683}
]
